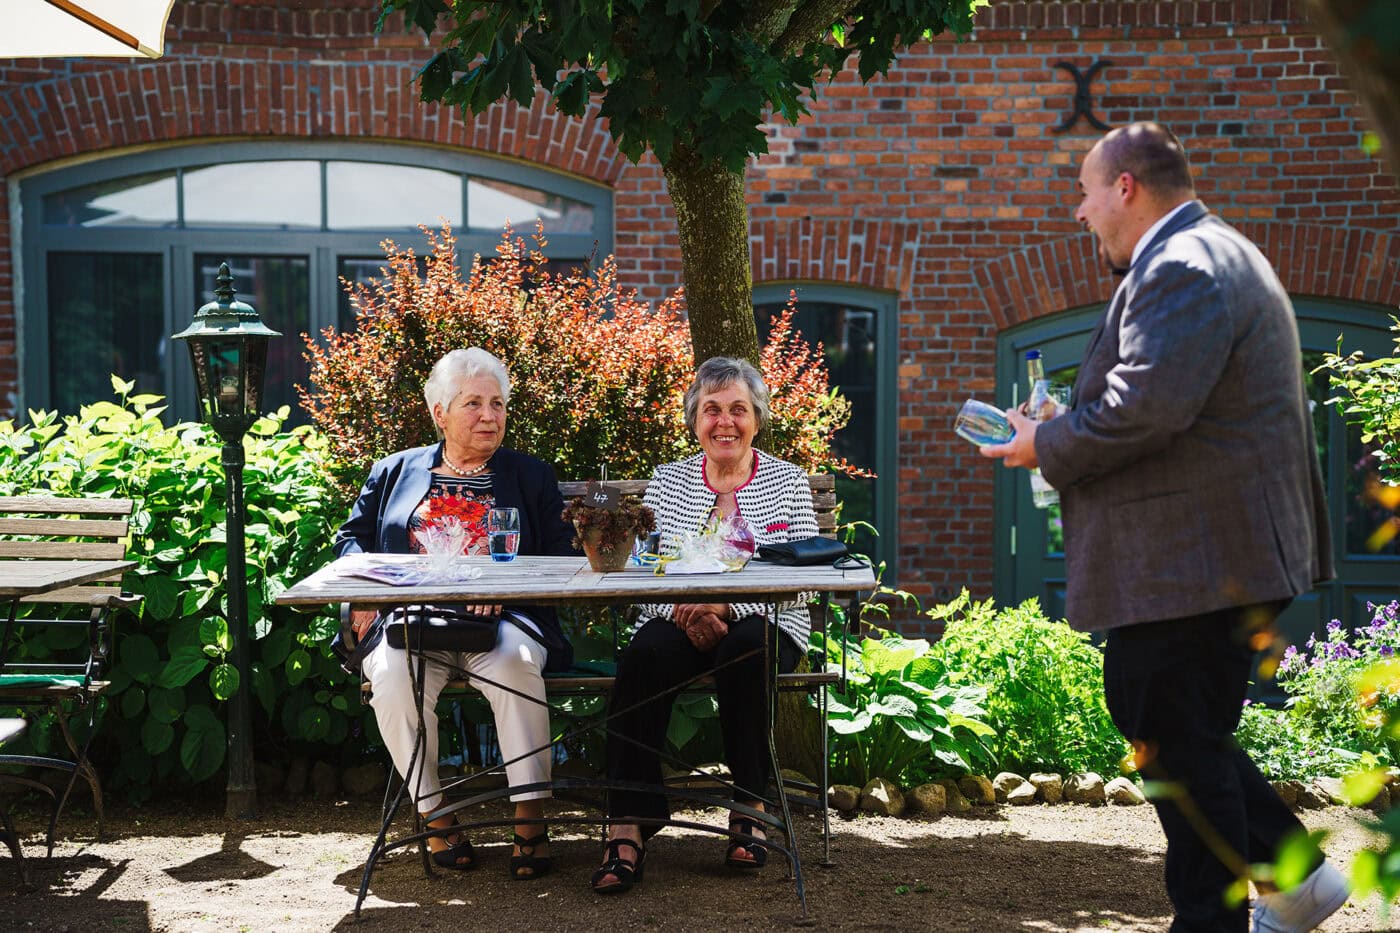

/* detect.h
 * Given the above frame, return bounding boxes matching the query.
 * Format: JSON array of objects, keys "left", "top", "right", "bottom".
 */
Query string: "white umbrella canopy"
[{"left": 0, "top": 0, "right": 177, "bottom": 59}]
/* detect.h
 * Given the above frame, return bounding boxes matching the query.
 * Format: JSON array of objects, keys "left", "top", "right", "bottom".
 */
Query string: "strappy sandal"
[
  {"left": 427, "top": 824, "right": 476, "bottom": 871},
  {"left": 509, "top": 832, "right": 552, "bottom": 881},
  {"left": 725, "top": 818, "right": 769, "bottom": 870},
  {"left": 591, "top": 837, "right": 646, "bottom": 895}
]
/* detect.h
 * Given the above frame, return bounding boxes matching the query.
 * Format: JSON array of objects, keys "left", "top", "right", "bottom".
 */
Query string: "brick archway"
[
  {"left": 974, "top": 223, "right": 1400, "bottom": 328},
  {"left": 749, "top": 217, "right": 921, "bottom": 293},
  {"left": 0, "top": 59, "right": 624, "bottom": 185}
]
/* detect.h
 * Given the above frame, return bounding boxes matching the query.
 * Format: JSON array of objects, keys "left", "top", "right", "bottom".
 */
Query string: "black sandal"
[
  {"left": 591, "top": 837, "right": 646, "bottom": 895},
  {"left": 427, "top": 825, "right": 476, "bottom": 871},
  {"left": 509, "top": 832, "right": 552, "bottom": 881},
  {"left": 725, "top": 818, "right": 768, "bottom": 870}
]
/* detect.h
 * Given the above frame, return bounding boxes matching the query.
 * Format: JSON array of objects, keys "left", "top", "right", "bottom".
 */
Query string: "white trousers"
[{"left": 362, "top": 615, "right": 552, "bottom": 811}]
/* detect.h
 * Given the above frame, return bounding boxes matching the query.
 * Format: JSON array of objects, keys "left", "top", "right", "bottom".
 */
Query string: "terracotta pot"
[{"left": 575, "top": 523, "right": 633, "bottom": 573}]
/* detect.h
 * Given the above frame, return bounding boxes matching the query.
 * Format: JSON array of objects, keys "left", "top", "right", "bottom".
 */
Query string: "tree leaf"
[
  {"left": 180, "top": 705, "right": 226, "bottom": 782},
  {"left": 285, "top": 648, "right": 312, "bottom": 687},
  {"left": 121, "top": 685, "right": 147, "bottom": 719},
  {"left": 121, "top": 634, "right": 160, "bottom": 684},
  {"left": 147, "top": 685, "right": 186, "bottom": 724},
  {"left": 157, "top": 647, "right": 209, "bottom": 688},
  {"left": 140, "top": 717, "right": 174, "bottom": 755},
  {"left": 210, "top": 663, "right": 241, "bottom": 701}
]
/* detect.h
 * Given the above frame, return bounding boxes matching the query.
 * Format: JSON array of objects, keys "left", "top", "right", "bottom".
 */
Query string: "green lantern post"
[{"left": 172, "top": 262, "right": 280, "bottom": 819}]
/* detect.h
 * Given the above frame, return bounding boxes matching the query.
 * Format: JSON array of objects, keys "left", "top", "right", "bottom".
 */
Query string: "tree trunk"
[
  {"left": 1306, "top": 0, "right": 1400, "bottom": 180},
  {"left": 663, "top": 147, "right": 761, "bottom": 366}
]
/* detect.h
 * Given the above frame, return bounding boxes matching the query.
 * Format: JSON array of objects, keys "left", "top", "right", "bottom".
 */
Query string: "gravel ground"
[{"left": 0, "top": 796, "right": 1392, "bottom": 931}]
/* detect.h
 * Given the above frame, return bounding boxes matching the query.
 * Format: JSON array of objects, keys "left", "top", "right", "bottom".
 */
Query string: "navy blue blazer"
[{"left": 334, "top": 443, "right": 577, "bottom": 672}]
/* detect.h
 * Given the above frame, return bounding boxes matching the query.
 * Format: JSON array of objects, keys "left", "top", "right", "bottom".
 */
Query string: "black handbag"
[
  {"left": 755, "top": 535, "right": 850, "bottom": 566},
  {"left": 384, "top": 608, "right": 501, "bottom": 653}
]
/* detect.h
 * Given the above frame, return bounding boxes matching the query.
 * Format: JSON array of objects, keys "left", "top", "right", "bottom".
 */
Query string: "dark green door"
[{"left": 995, "top": 299, "right": 1399, "bottom": 698}]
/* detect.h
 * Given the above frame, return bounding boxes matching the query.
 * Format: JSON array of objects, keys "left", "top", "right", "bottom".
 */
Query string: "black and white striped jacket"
[{"left": 639, "top": 450, "right": 820, "bottom": 649}]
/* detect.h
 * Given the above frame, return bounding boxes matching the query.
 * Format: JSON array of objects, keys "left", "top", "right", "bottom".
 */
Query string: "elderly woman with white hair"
[
  {"left": 334, "top": 347, "right": 575, "bottom": 880},
  {"left": 592, "top": 356, "right": 820, "bottom": 895}
]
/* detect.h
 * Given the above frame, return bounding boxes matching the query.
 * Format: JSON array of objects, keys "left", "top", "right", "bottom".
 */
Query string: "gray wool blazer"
[{"left": 1035, "top": 200, "right": 1333, "bottom": 632}]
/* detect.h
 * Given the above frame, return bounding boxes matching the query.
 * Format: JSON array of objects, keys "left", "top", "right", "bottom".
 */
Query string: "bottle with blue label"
[{"left": 1025, "top": 350, "right": 1059, "bottom": 509}]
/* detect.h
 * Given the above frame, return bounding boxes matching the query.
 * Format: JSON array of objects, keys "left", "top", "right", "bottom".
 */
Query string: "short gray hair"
[
  {"left": 683, "top": 357, "right": 771, "bottom": 436},
  {"left": 423, "top": 348, "right": 511, "bottom": 437}
]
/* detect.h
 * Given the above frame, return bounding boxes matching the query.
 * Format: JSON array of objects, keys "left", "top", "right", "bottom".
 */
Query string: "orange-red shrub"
[{"left": 300, "top": 226, "right": 860, "bottom": 499}]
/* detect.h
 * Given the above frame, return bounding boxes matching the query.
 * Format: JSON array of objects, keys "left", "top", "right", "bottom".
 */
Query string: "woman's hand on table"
[{"left": 468, "top": 604, "right": 503, "bottom": 617}]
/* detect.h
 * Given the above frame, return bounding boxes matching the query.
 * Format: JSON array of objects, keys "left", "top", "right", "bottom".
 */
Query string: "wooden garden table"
[{"left": 277, "top": 553, "right": 874, "bottom": 917}]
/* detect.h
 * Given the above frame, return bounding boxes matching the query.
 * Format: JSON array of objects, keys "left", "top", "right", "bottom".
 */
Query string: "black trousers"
[
  {"left": 1103, "top": 602, "right": 1304, "bottom": 933},
  {"left": 605, "top": 615, "right": 800, "bottom": 832}
]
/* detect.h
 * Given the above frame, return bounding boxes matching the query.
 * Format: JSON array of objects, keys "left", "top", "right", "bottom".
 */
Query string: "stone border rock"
[{"left": 829, "top": 769, "right": 1400, "bottom": 820}]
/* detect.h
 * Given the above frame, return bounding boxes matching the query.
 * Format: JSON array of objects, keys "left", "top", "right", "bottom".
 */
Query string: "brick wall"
[{"left": 1, "top": 0, "right": 1396, "bottom": 616}]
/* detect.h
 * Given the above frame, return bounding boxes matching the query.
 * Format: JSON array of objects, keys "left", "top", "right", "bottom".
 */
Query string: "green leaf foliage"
[
  {"left": 926, "top": 590, "right": 1131, "bottom": 778},
  {"left": 0, "top": 387, "right": 357, "bottom": 798},
  {"left": 816, "top": 596, "right": 996, "bottom": 787},
  {"left": 379, "top": 0, "right": 981, "bottom": 172}
]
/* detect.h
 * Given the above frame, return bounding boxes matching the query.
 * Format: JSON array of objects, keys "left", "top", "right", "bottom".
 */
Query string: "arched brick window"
[{"left": 18, "top": 141, "right": 612, "bottom": 423}]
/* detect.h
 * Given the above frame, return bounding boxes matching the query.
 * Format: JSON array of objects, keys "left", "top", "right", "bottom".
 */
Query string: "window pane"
[
  {"left": 183, "top": 162, "right": 320, "bottom": 229},
  {"left": 326, "top": 162, "right": 462, "bottom": 231},
  {"left": 195, "top": 254, "right": 310, "bottom": 424},
  {"left": 1345, "top": 423, "right": 1399, "bottom": 556},
  {"left": 47, "top": 252, "right": 164, "bottom": 412},
  {"left": 43, "top": 171, "right": 178, "bottom": 227},
  {"left": 334, "top": 255, "right": 428, "bottom": 332},
  {"left": 757, "top": 300, "right": 879, "bottom": 556},
  {"left": 468, "top": 177, "right": 593, "bottom": 234}
]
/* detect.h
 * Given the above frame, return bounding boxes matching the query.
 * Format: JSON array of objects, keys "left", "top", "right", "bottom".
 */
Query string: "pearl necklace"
[{"left": 441, "top": 450, "right": 490, "bottom": 478}]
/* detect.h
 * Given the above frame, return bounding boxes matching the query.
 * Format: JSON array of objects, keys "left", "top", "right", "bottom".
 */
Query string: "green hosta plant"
[
  {"left": 0, "top": 378, "right": 353, "bottom": 795},
  {"left": 817, "top": 603, "right": 995, "bottom": 788}
]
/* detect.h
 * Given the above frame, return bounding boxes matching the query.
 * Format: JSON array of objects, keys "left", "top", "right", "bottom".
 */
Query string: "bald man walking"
[{"left": 983, "top": 123, "right": 1344, "bottom": 932}]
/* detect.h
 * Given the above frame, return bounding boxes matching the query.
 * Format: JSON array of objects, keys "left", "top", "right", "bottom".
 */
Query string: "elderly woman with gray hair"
[
  {"left": 592, "top": 356, "right": 820, "bottom": 895},
  {"left": 335, "top": 347, "right": 575, "bottom": 880}
]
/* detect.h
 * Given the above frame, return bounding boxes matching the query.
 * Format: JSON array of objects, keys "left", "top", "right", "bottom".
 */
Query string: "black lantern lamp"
[
  {"left": 172, "top": 262, "right": 279, "bottom": 819},
  {"left": 174, "top": 263, "right": 281, "bottom": 441}
]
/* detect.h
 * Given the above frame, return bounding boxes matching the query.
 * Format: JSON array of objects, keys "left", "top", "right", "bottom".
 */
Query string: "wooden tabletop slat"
[
  {"left": 0, "top": 560, "right": 136, "bottom": 599},
  {"left": 276, "top": 554, "right": 873, "bottom": 608}
]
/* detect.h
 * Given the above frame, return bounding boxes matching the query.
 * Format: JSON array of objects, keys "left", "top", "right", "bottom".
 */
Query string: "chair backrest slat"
[
  {"left": 0, "top": 516, "right": 130, "bottom": 539},
  {"left": 0, "top": 496, "right": 133, "bottom": 517},
  {"left": 0, "top": 540, "right": 128, "bottom": 559}
]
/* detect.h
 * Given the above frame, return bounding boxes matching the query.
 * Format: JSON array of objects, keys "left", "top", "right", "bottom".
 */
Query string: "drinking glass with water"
[{"left": 487, "top": 508, "right": 520, "bottom": 562}]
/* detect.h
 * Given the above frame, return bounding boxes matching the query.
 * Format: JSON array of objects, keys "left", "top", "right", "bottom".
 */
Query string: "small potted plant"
[{"left": 562, "top": 495, "right": 656, "bottom": 573}]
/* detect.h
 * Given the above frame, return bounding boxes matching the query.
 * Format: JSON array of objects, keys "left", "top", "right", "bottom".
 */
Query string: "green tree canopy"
[{"left": 380, "top": 0, "right": 982, "bottom": 363}]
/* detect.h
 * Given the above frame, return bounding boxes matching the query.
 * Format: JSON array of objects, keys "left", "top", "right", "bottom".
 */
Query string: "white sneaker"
[{"left": 1252, "top": 860, "right": 1349, "bottom": 932}]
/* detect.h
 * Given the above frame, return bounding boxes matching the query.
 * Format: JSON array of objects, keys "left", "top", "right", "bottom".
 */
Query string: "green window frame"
[{"left": 753, "top": 283, "right": 899, "bottom": 574}]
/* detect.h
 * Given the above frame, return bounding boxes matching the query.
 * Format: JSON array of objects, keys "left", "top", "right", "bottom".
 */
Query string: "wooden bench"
[
  {"left": 350, "top": 473, "right": 852, "bottom": 851},
  {"left": 0, "top": 496, "right": 142, "bottom": 851}
]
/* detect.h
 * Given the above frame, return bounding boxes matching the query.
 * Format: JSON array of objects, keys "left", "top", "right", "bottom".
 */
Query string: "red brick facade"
[{"left": 2, "top": 0, "right": 1396, "bottom": 610}]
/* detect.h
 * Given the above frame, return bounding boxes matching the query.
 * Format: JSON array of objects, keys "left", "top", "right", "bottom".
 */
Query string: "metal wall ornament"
[{"left": 1052, "top": 60, "right": 1114, "bottom": 133}]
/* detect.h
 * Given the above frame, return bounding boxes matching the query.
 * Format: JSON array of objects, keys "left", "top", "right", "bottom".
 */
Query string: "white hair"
[{"left": 423, "top": 348, "right": 511, "bottom": 438}]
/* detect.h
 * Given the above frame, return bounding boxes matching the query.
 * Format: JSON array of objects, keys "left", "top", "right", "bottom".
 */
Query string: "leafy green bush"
[
  {"left": 928, "top": 591, "right": 1130, "bottom": 778},
  {"left": 1252, "top": 603, "right": 1400, "bottom": 770},
  {"left": 0, "top": 379, "right": 356, "bottom": 796},
  {"left": 1234, "top": 702, "right": 1360, "bottom": 782},
  {"left": 816, "top": 603, "right": 995, "bottom": 787}
]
